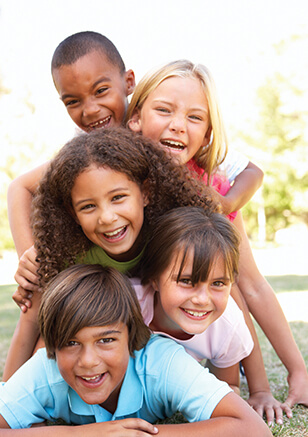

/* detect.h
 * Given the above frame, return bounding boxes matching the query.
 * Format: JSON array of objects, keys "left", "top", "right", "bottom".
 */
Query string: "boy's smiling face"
[
  {"left": 52, "top": 50, "right": 135, "bottom": 132},
  {"left": 56, "top": 323, "right": 130, "bottom": 413}
]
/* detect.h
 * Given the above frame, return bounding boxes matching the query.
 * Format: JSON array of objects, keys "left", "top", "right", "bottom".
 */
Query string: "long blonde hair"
[{"left": 126, "top": 60, "right": 228, "bottom": 179}]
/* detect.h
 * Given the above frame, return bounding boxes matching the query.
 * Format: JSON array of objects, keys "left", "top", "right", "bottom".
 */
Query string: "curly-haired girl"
[{"left": 3, "top": 127, "right": 218, "bottom": 381}]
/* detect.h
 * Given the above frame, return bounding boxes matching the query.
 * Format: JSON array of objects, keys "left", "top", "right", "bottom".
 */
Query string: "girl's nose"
[
  {"left": 191, "top": 284, "right": 210, "bottom": 306},
  {"left": 98, "top": 208, "right": 117, "bottom": 225},
  {"left": 169, "top": 115, "right": 186, "bottom": 133}
]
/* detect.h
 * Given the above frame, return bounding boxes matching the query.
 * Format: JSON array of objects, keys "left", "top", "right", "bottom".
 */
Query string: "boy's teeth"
[
  {"left": 161, "top": 140, "right": 185, "bottom": 150},
  {"left": 82, "top": 375, "right": 100, "bottom": 381},
  {"left": 89, "top": 115, "right": 111, "bottom": 128},
  {"left": 184, "top": 309, "right": 208, "bottom": 317}
]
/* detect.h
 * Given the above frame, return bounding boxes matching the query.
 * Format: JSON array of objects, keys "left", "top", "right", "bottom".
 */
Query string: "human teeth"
[
  {"left": 82, "top": 375, "right": 100, "bottom": 381},
  {"left": 184, "top": 309, "right": 208, "bottom": 317},
  {"left": 161, "top": 140, "right": 185, "bottom": 150},
  {"left": 89, "top": 116, "right": 111, "bottom": 128},
  {"left": 104, "top": 226, "right": 126, "bottom": 237}
]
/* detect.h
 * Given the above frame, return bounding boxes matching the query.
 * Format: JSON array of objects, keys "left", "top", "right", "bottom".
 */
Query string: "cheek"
[
  {"left": 215, "top": 293, "right": 229, "bottom": 314},
  {"left": 140, "top": 116, "right": 162, "bottom": 139},
  {"left": 160, "top": 289, "right": 179, "bottom": 313},
  {"left": 56, "top": 354, "right": 74, "bottom": 381}
]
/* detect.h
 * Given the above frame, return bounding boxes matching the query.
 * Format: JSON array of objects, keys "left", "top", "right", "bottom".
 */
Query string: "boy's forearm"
[
  {"left": 2, "top": 302, "right": 40, "bottom": 381},
  {"left": 7, "top": 162, "right": 49, "bottom": 258},
  {"left": 230, "top": 284, "right": 270, "bottom": 395},
  {"left": 157, "top": 392, "right": 271, "bottom": 437},
  {"left": 224, "top": 162, "right": 264, "bottom": 213},
  {"left": 235, "top": 212, "right": 307, "bottom": 375},
  {"left": 7, "top": 182, "right": 34, "bottom": 258}
]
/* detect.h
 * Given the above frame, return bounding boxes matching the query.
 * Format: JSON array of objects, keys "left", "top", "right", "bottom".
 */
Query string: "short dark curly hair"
[
  {"left": 39, "top": 264, "right": 150, "bottom": 359},
  {"left": 32, "top": 127, "right": 219, "bottom": 287},
  {"left": 51, "top": 31, "right": 125, "bottom": 73}
]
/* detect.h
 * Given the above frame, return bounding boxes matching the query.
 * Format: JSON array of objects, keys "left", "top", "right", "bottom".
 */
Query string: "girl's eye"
[
  {"left": 212, "top": 280, "right": 227, "bottom": 288},
  {"left": 189, "top": 115, "right": 202, "bottom": 121},
  {"left": 178, "top": 277, "right": 193, "bottom": 286},
  {"left": 156, "top": 107, "right": 170, "bottom": 114},
  {"left": 80, "top": 203, "right": 95, "bottom": 211},
  {"left": 112, "top": 194, "right": 126, "bottom": 201}
]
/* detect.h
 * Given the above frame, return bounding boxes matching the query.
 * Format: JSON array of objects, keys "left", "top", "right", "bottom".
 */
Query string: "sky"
[{"left": 0, "top": 0, "right": 307, "bottom": 170}]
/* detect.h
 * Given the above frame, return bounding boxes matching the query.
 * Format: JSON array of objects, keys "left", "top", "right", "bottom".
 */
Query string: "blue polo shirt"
[{"left": 0, "top": 335, "right": 231, "bottom": 428}]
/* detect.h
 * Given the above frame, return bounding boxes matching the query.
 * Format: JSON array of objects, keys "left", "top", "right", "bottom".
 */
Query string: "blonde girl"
[
  {"left": 126, "top": 60, "right": 308, "bottom": 422},
  {"left": 126, "top": 59, "right": 264, "bottom": 217}
]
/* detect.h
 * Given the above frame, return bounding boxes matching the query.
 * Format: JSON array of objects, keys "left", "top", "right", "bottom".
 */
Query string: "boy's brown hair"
[{"left": 39, "top": 264, "right": 151, "bottom": 359}]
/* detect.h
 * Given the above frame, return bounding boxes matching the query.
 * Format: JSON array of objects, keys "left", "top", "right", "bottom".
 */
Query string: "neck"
[{"left": 150, "top": 291, "right": 193, "bottom": 341}]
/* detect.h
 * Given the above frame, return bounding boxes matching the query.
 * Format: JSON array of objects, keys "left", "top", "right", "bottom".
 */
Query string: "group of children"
[{"left": 0, "top": 30, "right": 306, "bottom": 434}]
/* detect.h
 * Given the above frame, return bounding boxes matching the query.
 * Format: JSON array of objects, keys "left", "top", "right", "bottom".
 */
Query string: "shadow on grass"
[{"left": 0, "top": 284, "right": 19, "bottom": 337}]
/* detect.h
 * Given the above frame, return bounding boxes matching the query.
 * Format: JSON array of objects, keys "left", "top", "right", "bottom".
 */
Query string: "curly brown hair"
[{"left": 32, "top": 127, "right": 219, "bottom": 287}]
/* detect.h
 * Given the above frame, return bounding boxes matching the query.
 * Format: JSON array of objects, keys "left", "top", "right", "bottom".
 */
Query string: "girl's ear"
[
  {"left": 151, "top": 279, "right": 159, "bottom": 291},
  {"left": 128, "top": 109, "right": 142, "bottom": 133},
  {"left": 143, "top": 192, "right": 149, "bottom": 207},
  {"left": 202, "top": 127, "right": 213, "bottom": 147}
]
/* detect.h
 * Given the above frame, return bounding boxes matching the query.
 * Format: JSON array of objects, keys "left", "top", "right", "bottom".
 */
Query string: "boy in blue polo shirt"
[{"left": 0, "top": 264, "right": 270, "bottom": 436}]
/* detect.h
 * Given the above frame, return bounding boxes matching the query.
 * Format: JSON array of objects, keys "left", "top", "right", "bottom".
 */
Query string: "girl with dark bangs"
[{"left": 134, "top": 206, "right": 253, "bottom": 396}]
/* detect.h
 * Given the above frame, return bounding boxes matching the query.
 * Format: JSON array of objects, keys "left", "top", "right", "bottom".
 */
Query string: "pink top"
[
  {"left": 132, "top": 278, "right": 254, "bottom": 368},
  {"left": 187, "top": 159, "right": 237, "bottom": 221}
]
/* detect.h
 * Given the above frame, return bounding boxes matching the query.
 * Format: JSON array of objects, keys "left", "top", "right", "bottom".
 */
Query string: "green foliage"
[{"left": 241, "top": 36, "right": 308, "bottom": 241}]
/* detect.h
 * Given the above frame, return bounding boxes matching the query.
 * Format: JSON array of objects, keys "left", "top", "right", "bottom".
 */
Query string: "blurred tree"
[
  {"left": 0, "top": 78, "right": 51, "bottom": 252},
  {"left": 241, "top": 35, "right": 308, "bottom": 241}
]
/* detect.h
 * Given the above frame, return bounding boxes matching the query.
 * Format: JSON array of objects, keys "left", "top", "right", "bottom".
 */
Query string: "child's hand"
[
  {"left": 208, "top": 188, "right": 234, "bottom": 216},
  {"left": 282, "top": 369, "right": 308, "bottom": 409},
  {"left": 14, "top": 246, "right": 39, "bottom": 291},
  {"left": 247, "top": 391, "right": 292, "bottom": 426},
  {"left": 215, "top": 191, "right": 234, "bottom": 216},
  {"left": 12, "top": 285, "right": 34, "bottom": 312},
  {"left": 77, "top": 418, "right": 159, "bottom": 436}
]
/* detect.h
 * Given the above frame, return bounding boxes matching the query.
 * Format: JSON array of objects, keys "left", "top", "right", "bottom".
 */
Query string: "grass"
[{"left": 0, "top": 279, "right": 307, "bottom": 435}]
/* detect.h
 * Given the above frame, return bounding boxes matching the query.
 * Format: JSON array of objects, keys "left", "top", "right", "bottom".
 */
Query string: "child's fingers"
[
  {"left": 121, "top": 418, "right": 159, "bottom": 434},
  {"left": 14, "top": 270, "right": 39, "bottom": 290},
  {"left": 281, "top": 401, "right": 293, "bottom": 419},
  {"left": 12, "top": 286, "right": 33, "bottom": 311},
  {"left": 264, "top": 405, "right": 283, "bottom": 427}
]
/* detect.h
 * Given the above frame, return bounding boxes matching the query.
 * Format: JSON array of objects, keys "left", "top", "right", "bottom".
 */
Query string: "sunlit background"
[{"left": 0, "top": 0, "right": 307, "bottom": 278}]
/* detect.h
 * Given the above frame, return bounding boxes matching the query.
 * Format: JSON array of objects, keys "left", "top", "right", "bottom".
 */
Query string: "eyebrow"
[
  {"left": 95, "top": 329, "right": 122, "bottom": 337},
  {"left": 152, "top": 99, "right": 208, "bottom": 113},
  {"left": 60, "top": 76, "right": 112, "bottom": 101}
]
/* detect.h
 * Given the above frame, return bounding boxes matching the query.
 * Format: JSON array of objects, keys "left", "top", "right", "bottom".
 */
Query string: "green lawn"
[{"left": 0, "top": 279, "right": 307, "bottom": 435}]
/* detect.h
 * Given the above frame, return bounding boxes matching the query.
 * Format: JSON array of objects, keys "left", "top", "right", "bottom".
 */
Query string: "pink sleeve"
[
  {"left": 186, "top": 160, "right": 237, "bottom": 222},
  {"left": 210, "top": 174, "right": 237, "bottom": 222}
]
